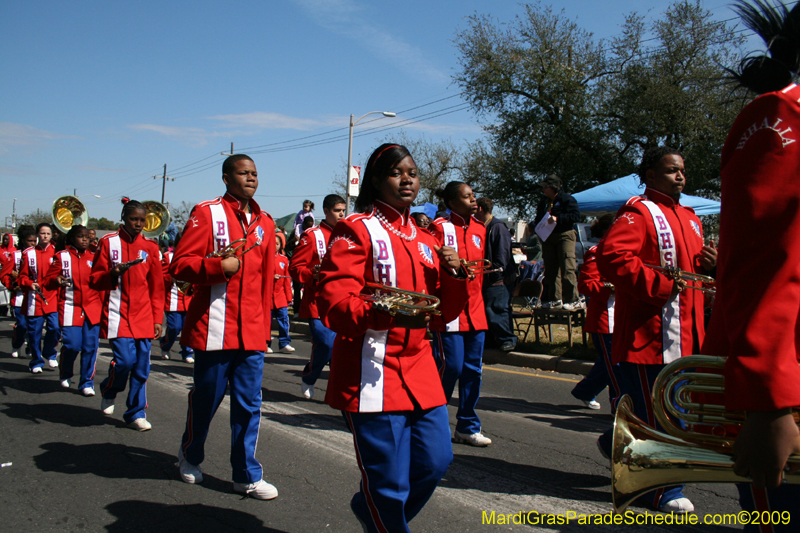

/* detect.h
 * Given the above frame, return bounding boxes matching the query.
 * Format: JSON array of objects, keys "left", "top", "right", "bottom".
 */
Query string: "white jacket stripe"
[
  {"left": 441, "top": 221, "right": 460, "bottom": 332},
  {"left": 358, "top": 216, "right": 397, "bottom": 412},
  {"left": 641, "top": 200, "right": 681, "bottom": 363},
  {"left": 107, "top": 235, "right": 123, "bottom": 338},
  {"left": 25, "top": 250, "right": 38, "bottom": 317},
  {"left": 60, "top": 251, "right": 75, "bottom": 325},
  {"left": 206, "top": 203, "right": 228, "bottom": 351}
]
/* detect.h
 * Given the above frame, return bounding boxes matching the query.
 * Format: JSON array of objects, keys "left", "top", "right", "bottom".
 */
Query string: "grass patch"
[{"left": 515, "top": 323, "right": 597, "bottom": 361}]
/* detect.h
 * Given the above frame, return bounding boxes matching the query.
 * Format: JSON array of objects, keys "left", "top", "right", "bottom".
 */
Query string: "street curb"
[{"left": 287, "top": 319, "right": 593, "bottom": 377}]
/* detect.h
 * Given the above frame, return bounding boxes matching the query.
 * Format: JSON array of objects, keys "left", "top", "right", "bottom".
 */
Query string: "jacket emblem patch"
[
  {"left": 472, "top": 235, "right": 482, "bottom": 249},
  {"left": 418, "top": 243, "right": 435, "bottom": 265}
]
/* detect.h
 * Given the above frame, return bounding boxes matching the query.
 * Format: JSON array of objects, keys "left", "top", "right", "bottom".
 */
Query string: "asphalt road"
[{"left": 0, "top": 315, "right": 743, "bottom": 532}]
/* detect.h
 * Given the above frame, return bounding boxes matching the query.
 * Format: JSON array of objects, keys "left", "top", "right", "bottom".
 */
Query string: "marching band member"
[
  {"left": 289, "top": 193, "right": 345, "bottom": 399},
  {"left": 268, "top": 234, "right": 293, "bottom": 354},
  {"left": 17, "top": 223, "right": 60, "bottom": 373},
  {"left": 0, "top": 226, "right": 36, "bottom": 358},
  {"left": 91, "top": 199, "right": 164, "bottom": 431},
  {"left": 159, "top": 233, "right": 194, "bottom": 363},
  {"left": 45, "top": 225, "right": 102, "bottom": 396},
  {"left": 702, "top": 2, "right": 800, "bottom": 528},
  {"left": 428, "top": 181, "right": 492, "bottom": 447},
  {"left": 171, "top": 154, "right": 278, "bottom": 500},
  {"left": 316, "top": 143, "right": 468, "bottom": 532},
  {"left": 571, "top": 214, "right": 619, "bottom": 414},
  {"left": 596, "top": 146, "right": 717, "bottom": 513}
]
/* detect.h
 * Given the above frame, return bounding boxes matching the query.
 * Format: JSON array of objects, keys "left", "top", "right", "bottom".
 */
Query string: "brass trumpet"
[
  {"left": 361, "top": 281, "right": 441, "bottom": 316},
  {"left": 611, "top": 355, "right": 800, "bottom": 513},
  {"left": 646, "top": 264, "right": 715, "bottom": 293},
  {"left": 460, "top": 258, "right": 503, "bottom": 275},
  {"left": 176, "top": 238, "right": 261, "bottom": 294}
]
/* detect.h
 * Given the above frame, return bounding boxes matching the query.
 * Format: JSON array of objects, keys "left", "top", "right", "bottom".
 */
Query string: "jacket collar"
[
  {"left": 223, "top": 192, "right": 262, "bottom": 215},
  {"left": 319, "top": 220, "right": 334, "bottom": 232},
  {"left": 36, "top": 242, "right": 54, "bottom": 252},
  {"left": 374, "top": 200, "right": 411, "bottom": 227},
  {"left": 644, "top": 187, "right": 680, "bottom": 207},
  {"left": 118, "top": 225, "right": 141, "bottom": 244}
]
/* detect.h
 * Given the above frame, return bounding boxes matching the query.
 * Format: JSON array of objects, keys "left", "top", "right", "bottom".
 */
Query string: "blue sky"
[{"left": 1, "top": 0, "right": 757, "bottom": 226}]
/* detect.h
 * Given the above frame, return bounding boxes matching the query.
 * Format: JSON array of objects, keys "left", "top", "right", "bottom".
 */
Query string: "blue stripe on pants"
[
  {"left": 58, "top": 321, "right": 100, "bottom": 389},
  {"left": 180, "top": 349, "right": 264, "bottom": 484},
  {"left": 100, "top": 338, "right": 151, "bottom": 423},
  {"left": 347, "top": 405, "right": 453, "bottom": 533},
  {"left": 301, "top": 318, "right": 335, "bottom": 385},
  {"left": 432, "top": 330, "right": 486, "bottom": 435}
]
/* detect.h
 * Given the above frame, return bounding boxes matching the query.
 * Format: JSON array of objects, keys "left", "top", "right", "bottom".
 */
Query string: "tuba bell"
[
  {"left": 52, "top": 196, "right": 89, "bottom": 233},
  {"left": 141, "top": 200, "right": 171, "bottom": 239},
  {"left": 611, "top": 355, "right": 800, "bottom": 513}
]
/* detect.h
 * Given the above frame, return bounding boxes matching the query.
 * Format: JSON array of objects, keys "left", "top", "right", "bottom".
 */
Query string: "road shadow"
[
  {"left": 2, "top": 402, "right": 126, "bottom": 427},
  {"left": 104, "top": 500, "right": 288, "bottom": 532},
  {"left": 35, "top": 442, "right": 174, "bottom": 480},
  {"left": 476, "top": 395, "right": 612, "bottom": 433},
  {"left": 104, "top": 500, "right": 289, "bottom": 532},
  {"left": 261, "top": 409, "right": 349, "bottom": 433},
  {"left": 441, "top": 453, "right": 609, "bottom": 503}
]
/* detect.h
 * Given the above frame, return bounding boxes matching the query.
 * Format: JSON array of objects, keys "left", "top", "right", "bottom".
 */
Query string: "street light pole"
[{"left": 345, "top": 111, "right": 397, "bottom": 215}]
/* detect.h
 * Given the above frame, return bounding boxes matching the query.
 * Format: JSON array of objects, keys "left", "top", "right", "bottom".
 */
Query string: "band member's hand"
[
  {"left": 549, "top": 216, "right": 557, "bottom": 224},
  {"left": 394, "top": 314, "right": 431, "bottom": 329},
  {"left": 111, "top": 263, "right": 134, "bottom": 277},
  {"left": 31, "top": 282, "right": 41, "bottom": 291},
  {"left": 154, "top": 323, "right": 163, "bottom": 339},
  {"left": 57, "top": 275, "right": 70, "bottom": 287},
  {"left": 274, "top": 274, "right": 281, "bottom": 280},
  {"left": 672, "top": 278, "right": 687, "bottom": 294},
  {"left": 10, "top": 270, "right": 19, "bottom": 280},
  {"left": 221, "top": 257, "right": 241, "bottom": 278},
  {"left": 699, "top": 240, "right": 717, "bottom": 271},
  {"left": 733, "top": 409, "right": 800, "bottom": 488},
  {"left": 434, "top": 245, "right": 462, "bottom": 272}
]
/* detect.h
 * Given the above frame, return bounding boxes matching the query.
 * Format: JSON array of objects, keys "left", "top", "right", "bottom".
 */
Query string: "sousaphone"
[
  {"left": 52, "top": 196, "right": 89, "bottom": 233},
  {"left": 141, "top": 200, "right": 171, "bottom": 239}
]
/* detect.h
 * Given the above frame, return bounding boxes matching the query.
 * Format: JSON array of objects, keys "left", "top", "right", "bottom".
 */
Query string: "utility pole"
[
  {"left": 153, "top": 164, "right": 175, "bottom": 204},
  {"left": 11, "top": 198, "right": 17, "bottom": 231},
  {"left": 222, "top": 142, "right": 234, "bottom": 156}
]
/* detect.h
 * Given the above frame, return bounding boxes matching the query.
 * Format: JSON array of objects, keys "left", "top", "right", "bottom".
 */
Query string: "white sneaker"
[
  {"left": 301, "top": 382, "right": 314, "bottom": 400},
  {"left": 266, "top": 347, "right": 273, "bottom": 354},
  {"left": 101, "top": 397, "right": 115, "bottom": 415},
  {"left": 161, "top": 351, "right": 170, "bottom": 360},
  {"left": 178, "top": 451, "right": 203, "bottom": 484},
  {"left": 583, "top": 399, "right": 601, "bottom": 410},
  {"left": 542, "top": 300, "right": 562, "bottom": 309},
  {"left": 128, "top": 418, "right": 152, "bottom": 431},
  {"left": 47, "top": 358, "right": 58, "bottom": 368},
  {"left": 60, "top": 379, "right": 71, "bottom": 388},
  {"left": 184, "top": 356, "right": 195, "bottom": 364},
  {"left": 233, "top": 479, "right": 278, "bottom": 500},
  {"left": 31, "top": 366, "right": 43, "bottom": 374},
  {"left": 81, "top": 387, "right": 95, "bottom": 397},
  {"left": 279, "top": 345, "right": 295, "bottom": 353},
  {"left": 659, "top": 497, "right": 694, "bottom": 514},
  {"left": 11, "top": 350, "right": 19, "bottom": 358},
  {"left": 453, "top": 430, "right": 492, "bottom": 447}
]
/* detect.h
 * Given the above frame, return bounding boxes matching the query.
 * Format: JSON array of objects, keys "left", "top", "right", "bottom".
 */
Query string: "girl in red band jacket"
[
  {"left": 315, "top": 143, "right": 468, "bottom": 533},
  {"left": 289, "top": 219, "right": 334, "bottom": 320},
  {"left": 44, "top": 225, "right": 102, "bottom": 394}
]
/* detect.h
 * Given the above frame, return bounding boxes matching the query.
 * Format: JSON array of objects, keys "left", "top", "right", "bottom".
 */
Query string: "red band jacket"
[
  {"left": 90, "top": 227, "right": 164, "bottom": 339},
  {"left": 162, "top": 251, "right": 192, "bottom": 313},
  {"left": 45, "top": 246, "right": 103, "bottom": 327},
  {"left": 17, "top": 243, "right": 57, "bottom": 316},
  {"left": 272, "top": 253, "right": 292, "bottom": 310},
  {"left": 578, "top": 246, "right": 614, "bottom": 334},
  {"left": 428, "top": 212, "right": 488, "bottom": 332},
  {"left": 702, "top": 83, "right": 800, "bottom": 412},
  {"left": 596, "top": 188, "right": 707, "bottom": 365},
  {"left": 289, "top": 221, "right": 334, "bottom": 320},
  {"left": 316, "top": 200, "right": 469, "bottom": 413},
  {"left": 0, "top": 249, "right": 25, "bottom": 307},
  {"left": 170, "top": 193, "right": 276, "bottom": 352}
]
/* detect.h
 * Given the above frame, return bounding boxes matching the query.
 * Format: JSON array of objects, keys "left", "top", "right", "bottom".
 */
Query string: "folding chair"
[{"left": 511, "top": 279, "right": 543, "bottom": 340}]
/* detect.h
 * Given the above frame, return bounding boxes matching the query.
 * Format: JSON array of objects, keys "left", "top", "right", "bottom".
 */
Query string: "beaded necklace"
[{"left": 374, "top": 209, "right": 417, "bottom": 241}]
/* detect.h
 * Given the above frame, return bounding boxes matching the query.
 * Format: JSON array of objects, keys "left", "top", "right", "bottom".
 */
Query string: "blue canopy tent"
[
  {"left": 410, "top": 202, "right": 438, "bottom": 219},
  {"left": 572, "top": 174, "right": 720, "bottom": 216}
]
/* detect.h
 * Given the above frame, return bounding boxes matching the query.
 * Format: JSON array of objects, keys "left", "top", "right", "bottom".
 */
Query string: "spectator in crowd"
[
  {"left": 532, "top": 175, "right": 582, "bottom": 310},
  {"left": 475, "top": 197, "right": 518, "bottom": 351},
  {"left": 292, "top": 199, "right": 315, "bottom": 239},
  {"left": 411, "top": 212, "right": 431, "bottom": 229}
]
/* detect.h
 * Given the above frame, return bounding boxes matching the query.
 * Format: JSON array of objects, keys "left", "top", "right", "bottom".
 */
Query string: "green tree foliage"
[
  {"left": 87, "top": 217, "right": 117, "bottom": 230},
  {"left": 18, "top": 209, "right": 52, "bottom": 227},
  {"left": 454, "top": 0, "right": 748, "bottom": 218}
]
